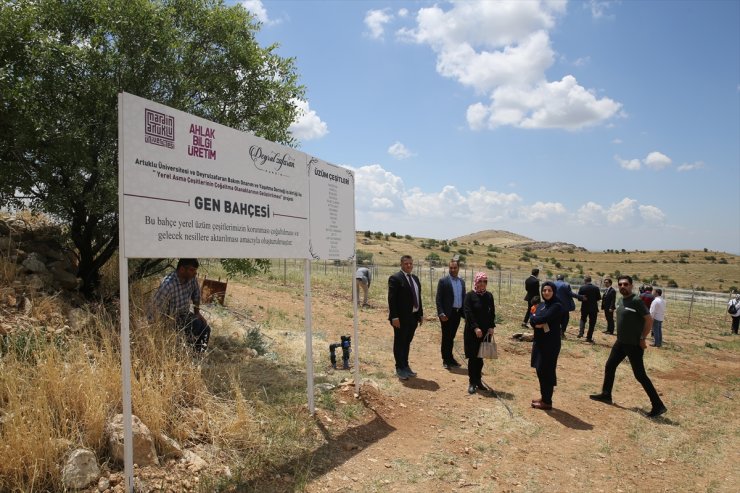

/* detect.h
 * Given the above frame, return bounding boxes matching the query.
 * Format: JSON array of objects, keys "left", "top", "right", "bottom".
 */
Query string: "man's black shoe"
[
  {"left": 404, "top": 367, "right": 417, "bottom": 377},
  {"left": 577, "top": 333, "right": 583, "bottom": 338},
  {"left": 646, "top": 405, "right": 667, "bottom": 418},
  {"left": 589, "top": 393, "right": 613, "bottom": 404},
  {"left": 396, "top": 369, "right": 409, "bottom": 380},
  {"left": 442, "top": 362, "right": 450, "bottom": 369},
  {"left": 450, "top": 360, "right": 462, "bottom": 368},
  {"left": 467, "top": 384, "right": 477, "bottom": 394},
  {"left": 585, "top": 338, "right": 594, "bottom": 344}
]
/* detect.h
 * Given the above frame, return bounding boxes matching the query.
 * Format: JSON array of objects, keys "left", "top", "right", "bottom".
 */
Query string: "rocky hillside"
[{"left": 453, "top": 229, "right": 586, "bottom": 252}]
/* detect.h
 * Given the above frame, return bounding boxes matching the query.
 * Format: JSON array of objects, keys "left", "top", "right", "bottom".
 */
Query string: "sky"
[{"left": 240, "top": 0, "right": 740, "bottom": 254}]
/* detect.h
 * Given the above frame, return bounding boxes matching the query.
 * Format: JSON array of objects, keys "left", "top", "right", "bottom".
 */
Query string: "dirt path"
[{"left": 226, "top": 282, "right": 739, "bottom": 493}]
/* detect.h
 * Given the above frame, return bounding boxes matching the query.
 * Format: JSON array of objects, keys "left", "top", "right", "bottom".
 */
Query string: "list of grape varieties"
[{"left": 308, "top": 160, "right": 355, "bottom": 260}]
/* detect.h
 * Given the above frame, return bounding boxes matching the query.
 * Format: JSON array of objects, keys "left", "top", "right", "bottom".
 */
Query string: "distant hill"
[{"left": 453, "top": 229, "right": 587, "bottom": 252}]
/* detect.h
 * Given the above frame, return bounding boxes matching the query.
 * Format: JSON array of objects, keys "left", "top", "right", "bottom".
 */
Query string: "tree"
[{"left": 0, "top": 0, "right": 304, "bottom": 296}]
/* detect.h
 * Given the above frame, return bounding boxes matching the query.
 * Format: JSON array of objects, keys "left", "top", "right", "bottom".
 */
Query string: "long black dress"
[
  {"left": 529, "top": 294, "right": 564, "bottom": 404},
  {"left": 463, "top": 290, "right": 495, "bottom": 386}
]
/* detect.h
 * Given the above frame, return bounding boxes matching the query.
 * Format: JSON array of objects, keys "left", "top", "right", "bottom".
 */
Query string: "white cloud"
[
  {"left": 587, "top": 0, "right": 616, "bottom": 19},
  {"left": 520, "top": 201, "right": 567, "bottom": 221},
  {"left": 364, "top": 9, "right": 393, "bottom": 40},
  {"left": 353, "top": 165, "right": 669, "bottom": 243},
  {"left": 644, "top": 151, "right": 672, "bottom": 170},
  {"left": 398, "top": 8, "right": 409, "bottom": 18},
  {"left": 615, "top": 155, "right": 641, "bottom": 170},
  {"left": 288, "top": 99, "right": 328, "bottom": 141},
  {"left": 399, "top": 1, "right": 621, "bottom": 131},
  {"left": 388, "top": 141, "right": 415, "bottom": 160},
  {"left": 577, "top": 198, "right": 666, "bottom": 227},
  {"left": 612, "top": 138, "right": 622, "bottom": 144},
  {"left": 677, "top": 161, "right": 706, "bottom": 172},
  {"left": 572, "top": 56, "right": 591, "bottom": 67},
  {"left": 241, "top": 0, "right": 278, "bottom": 25}
]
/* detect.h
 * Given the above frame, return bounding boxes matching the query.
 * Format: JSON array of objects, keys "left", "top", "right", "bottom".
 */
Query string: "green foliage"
[
  {"left": 473, "top": 240, "right": 479, "bottom": 245},
  {"left": 404, "top": 234, "right": 413, "bottom": 240},
  {"left": 440, "top": 245, "right": 450, "bottom": 253},
  {"left": 245, "top": 326, "right": 269, "bottom": 355},
  {"left": 373, "top": 232, "right": 383, "bottom": 239},
  {"left": 364, "top": 231, "right": 372, "bottom": 238},
  {"left": 667, "top": 279, "right": 678, "bottom": 287},
  {"left": 390, "top": 232, "right": 397, "bottom": 238},
  {"left": 487, "top": 245, "right": 501, "bottom": 253},
  {"left": 355, "top": 249, "right": 373, "bottom": 265},
  {"left": 0, "top": 0, "right": 305, "bottom": 296},
  {"left": 425, "top": 252, "right": 441, "bottom": 266},
  {"left": 220, "top": 259, "right": 271, "bottom": 279},
  {"left": 718, "top": 258, "right": 728, "bottom": 264}
]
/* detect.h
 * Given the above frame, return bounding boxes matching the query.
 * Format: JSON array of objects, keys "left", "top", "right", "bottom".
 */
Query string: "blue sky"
[{"left": 241, "top": 0, "right": 739, "bottom": 254}]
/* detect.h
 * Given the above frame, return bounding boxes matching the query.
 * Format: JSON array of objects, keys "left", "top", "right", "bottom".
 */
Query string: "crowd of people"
[
  {"left": 147, "top": 256, "right": 737, "bottom": 421},
  {"left": 385, "top": 255, "right": 673, "bottom": 419}
]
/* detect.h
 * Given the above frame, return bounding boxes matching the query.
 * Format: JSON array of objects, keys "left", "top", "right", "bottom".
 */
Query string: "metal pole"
[{"left": 304, "top": 259, "right": 315, "bottom": 414}]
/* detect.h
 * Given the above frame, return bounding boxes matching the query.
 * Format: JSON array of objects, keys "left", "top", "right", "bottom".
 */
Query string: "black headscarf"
[{"left": 540, "top": 281, "right": 558, "bottom": 305}]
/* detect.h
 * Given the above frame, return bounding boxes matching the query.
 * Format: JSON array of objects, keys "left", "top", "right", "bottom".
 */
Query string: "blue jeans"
[{"left": 652, "top": 320, "right": 663, "bottom": 347}]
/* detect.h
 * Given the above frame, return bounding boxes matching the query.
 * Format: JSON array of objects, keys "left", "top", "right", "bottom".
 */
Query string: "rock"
[
  {"left": 62, "top": 448, "right": 100, "bottom": 490},
  {"left": 26, "top": 274, "right": 47, "bottom": 292},
  {"left": 182, "top": 450, "right": 207, "bottom": 472},
  {"left": 158, "top": 433, "right": 183, "bottom": 459},
  {"left": 21, "top": 253, "right": 47, "bottom": 274},
  {"left": 106, "top": 414, "right": 160, "bottom": 467},
  {"left": 52, "top": 268, "right": 80, "bottom": 290},
  {"left": 97, "top": 476, "right": 110, "bottom": 492},
  {"left": 315, "top": 383, "right": 335, "bottom": 393}
]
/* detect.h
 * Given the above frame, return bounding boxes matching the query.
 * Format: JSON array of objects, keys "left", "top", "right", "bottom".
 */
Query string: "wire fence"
[{"left": 265, "top": 259, "right": 736, "bottom": 316}]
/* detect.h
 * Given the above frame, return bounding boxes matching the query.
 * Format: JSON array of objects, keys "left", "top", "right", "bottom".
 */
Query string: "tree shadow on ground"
[{"left": 235, "top": 403, "right": 396, "bottom": 492}]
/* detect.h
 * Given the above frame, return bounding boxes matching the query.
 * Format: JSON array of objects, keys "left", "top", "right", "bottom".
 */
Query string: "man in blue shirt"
[{"left": 436, "top": 259, "right": 466, "bottom": 369}]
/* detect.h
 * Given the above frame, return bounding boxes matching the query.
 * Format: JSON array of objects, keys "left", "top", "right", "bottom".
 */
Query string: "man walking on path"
[
  {"left": 601, "top": 278, "right": 617, "bottom": 335},
  {"left": 727, "top": 293, "right": 740, "bottom": 334},
  {"left": 590, "top": 275, "right": 667, "bottom": 418},
  {"left": 522, "top": 268, "right": 540, "bottom": 327},
  {"left": 649, "top": 288, "right": 665, "bottom": 347},
  {"left": 577, "top": 276, "right": 601, "bottom": 342},
  {"left": 388, "top": 255, "right": 423, "bottom": 380},
  {"left": 436, "top": 259, "right": 466, "bottom": 369}
]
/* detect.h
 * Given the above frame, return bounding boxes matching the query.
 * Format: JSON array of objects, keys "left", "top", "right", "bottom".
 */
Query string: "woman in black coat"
[
  {"left": 463, "top": 272, "right": 496, "bottom": 394},
  {"left": 529, "top": 281, "right": 564, "bottom": 409}
]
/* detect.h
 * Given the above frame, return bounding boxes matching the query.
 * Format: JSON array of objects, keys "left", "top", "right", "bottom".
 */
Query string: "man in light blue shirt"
[{"left": 436, "top": 260, "right": 466, "bottom": 369}]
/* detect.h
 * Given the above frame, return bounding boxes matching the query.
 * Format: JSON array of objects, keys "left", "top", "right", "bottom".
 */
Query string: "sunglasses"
[{"left": 617, "top": 282, "right": 630, "bottom": 287}]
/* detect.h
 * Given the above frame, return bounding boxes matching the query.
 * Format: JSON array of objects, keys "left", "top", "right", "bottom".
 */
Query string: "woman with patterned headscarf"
[
  {"left": 529, "top": 280, "right": 565, "bottom": 410},
  {"left": 463, "top": 272, "right": 496, "bottom": 394}
]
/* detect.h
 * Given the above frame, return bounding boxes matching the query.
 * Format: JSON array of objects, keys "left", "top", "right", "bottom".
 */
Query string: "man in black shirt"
[{"left": 590, "top": 275, "right": 667, "bottom": 418}]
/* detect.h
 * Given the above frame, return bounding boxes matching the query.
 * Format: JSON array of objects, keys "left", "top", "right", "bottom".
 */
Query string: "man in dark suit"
[
  {"left": 388, "top": 255, "right": 424, "bottom": 380},
  {"left": 601, "top": 278, "right": 617, "bottom": 334},
  {"left": 522, "top": 268, "right": 540, "bottom": 327},
  {"left": 577, "top": 276, "right": 602, "bottom": 342},
  {"left": 436, "top": 259, "right": 465, "bottom": 369}
]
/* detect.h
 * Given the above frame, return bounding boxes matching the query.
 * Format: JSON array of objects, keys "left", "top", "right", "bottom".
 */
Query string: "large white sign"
[{"left": 119, "top": 93, "right": 353, "bottom": 259}]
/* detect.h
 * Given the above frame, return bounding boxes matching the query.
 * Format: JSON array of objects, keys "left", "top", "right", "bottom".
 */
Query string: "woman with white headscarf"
[{"left": 463, "top": 272, "right": 496, "bottom": 394}]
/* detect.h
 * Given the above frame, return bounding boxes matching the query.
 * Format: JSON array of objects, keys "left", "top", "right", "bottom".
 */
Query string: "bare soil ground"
[{"left": 224, "top": 279, "right": 739, "bottom": 493}]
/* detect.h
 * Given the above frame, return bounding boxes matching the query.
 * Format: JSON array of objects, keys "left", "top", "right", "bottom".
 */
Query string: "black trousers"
[
  {"left": 440, "top": 308, "right": 462, "bottom": 363},
  {"left": 177, "top": 312, "right": 211, "bottom": 353},
  {"left": 604, "top": 309, "right": 615, "bottom": 333},
  {"left": 732, "top": 316, "right": 739, "bottom": 334},
  {"left": 579, "top": 310, "right": 598, "bottom": 339},
  {"left": 536, "top": 367, "right": 555, "bottom": 404},
  {"left": 393, "top": 321, "right": 418, "bottom": 369},
  {"left": 523, "top": 300, "right": 536, "bottom": 324},
  {"left": 468, "top": 356, "right": 484, "bottom": 385},
  {"left": 559, "top": 312, "right": 570, "bottom": 335},
  {"left": 601, "top": 341, "right": 664, "bottom": 408}
]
